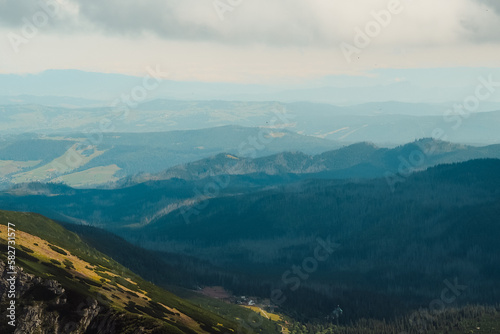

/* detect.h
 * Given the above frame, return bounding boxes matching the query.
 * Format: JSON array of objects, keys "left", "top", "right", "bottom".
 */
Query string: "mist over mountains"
[
  {"left": 3, "top": 68, "right": 500, "bottom": 104},
  {"left": 1, "top": 99, "right": 500, "bottom": 149}
]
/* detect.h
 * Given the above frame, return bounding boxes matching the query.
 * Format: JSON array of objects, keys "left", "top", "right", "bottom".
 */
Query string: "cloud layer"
[
  {"left": 1, "top": 0, "right": 499, "bottom": 46},
  {"left": 1, "top": 0, "right": 499, "bottom": 81}
]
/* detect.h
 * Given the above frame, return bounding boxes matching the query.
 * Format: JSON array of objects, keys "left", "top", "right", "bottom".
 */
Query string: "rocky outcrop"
[{"left": 0, "top": 261, "right": 104, "bottom": 334}]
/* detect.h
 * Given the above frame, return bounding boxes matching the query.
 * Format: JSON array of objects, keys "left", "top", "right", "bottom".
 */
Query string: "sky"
[{"left": 0, "top": 0, "right": 499, "bottom": 85}]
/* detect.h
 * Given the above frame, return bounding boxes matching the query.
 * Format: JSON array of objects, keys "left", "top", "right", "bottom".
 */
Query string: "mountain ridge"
[{"left": 130, "top": 138, "right": 500, "bottom": 184}]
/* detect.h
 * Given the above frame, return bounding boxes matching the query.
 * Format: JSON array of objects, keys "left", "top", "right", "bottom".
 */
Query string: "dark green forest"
[{"left": 25, "top": 158, "right": 497, "bottom": 330}]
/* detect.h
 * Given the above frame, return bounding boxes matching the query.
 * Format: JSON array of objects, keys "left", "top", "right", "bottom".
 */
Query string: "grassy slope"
[
  {"left": 61, "top": 222, "right": 282, "bottom": 334},
  {"left": 0, "top": 210, "right": 276, "bottom": 334}
]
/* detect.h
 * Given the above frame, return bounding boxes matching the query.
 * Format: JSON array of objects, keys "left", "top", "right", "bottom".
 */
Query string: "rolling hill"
[{"left": 0, "top": 126, "right": 339, "bottom": 188}]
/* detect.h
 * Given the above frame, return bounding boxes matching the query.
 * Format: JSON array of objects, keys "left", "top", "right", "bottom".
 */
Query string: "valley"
[{"left": 2, "top": 152, "right": 500, "bottom": 332}]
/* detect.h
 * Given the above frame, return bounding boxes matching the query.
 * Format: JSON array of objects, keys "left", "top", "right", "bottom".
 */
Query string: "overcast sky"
[{"left": 0, "top": 0, "right": 499, "bottom": 84}]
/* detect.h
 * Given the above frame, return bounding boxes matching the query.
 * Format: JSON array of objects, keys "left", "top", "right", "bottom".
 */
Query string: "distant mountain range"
[
  {"left": 1, "top": 130, "right": 500, "bottom": 189},
  {"left": 128, "top": 138, "right": 500, "bottom": 185},
  {"left": 2, "top": 99, "right": 500, "bottom": 146},
  {"left": 0, "top": 95, "right": 104, "bottom": 108},
  {"left": 3, "top": 68, "right": 500, "bottom": 104}
]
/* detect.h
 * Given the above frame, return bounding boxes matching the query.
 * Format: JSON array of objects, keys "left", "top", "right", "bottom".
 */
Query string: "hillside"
[
  {"left": 48, "top": 211, "right": 500, "bottom": 334},
  {"left": 0, "top": 126, "right": 338, "bottom": 188},
  {"left": 123, "top": 159, "right": 500, "bottom": 321},
  {"left": 0, "top": 210, "right": 280, "bottom": 334}
]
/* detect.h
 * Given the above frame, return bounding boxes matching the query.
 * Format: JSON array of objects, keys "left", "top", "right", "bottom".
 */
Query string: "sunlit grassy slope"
[{"left": 0, "top": 210, "right": 278, "bottom": 334}]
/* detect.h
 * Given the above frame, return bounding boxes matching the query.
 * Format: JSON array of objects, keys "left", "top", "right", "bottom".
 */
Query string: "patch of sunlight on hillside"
[
  {"left": 0, "top": 160, "right": 41, "bottom": 178},
  {"left": 11, "top": 144, "right": 106, "bottom": 183},
  {"left": 52, "top": 164, "right": 121, "bottom": 187}
]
